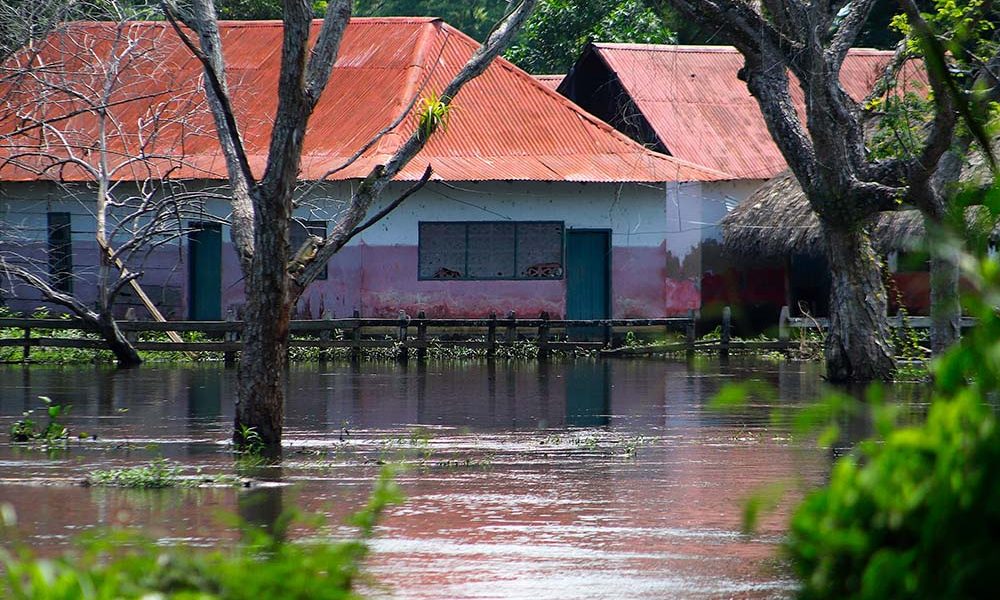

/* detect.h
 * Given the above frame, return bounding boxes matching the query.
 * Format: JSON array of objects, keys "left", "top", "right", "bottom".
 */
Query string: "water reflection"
[
  {"left": 565, "top": 361, "right": 610, "bottom": 427},
  {"left": 0, "top": 359, "right": 932, "bottom": 600}
]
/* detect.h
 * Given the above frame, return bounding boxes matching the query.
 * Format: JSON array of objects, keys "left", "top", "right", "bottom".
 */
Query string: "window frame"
[
  {"left": 46, "top": 212, "right": 73, "bottom": 294},
  {"left": 417, "top": 220, "right": 565, "bottom": 281}
]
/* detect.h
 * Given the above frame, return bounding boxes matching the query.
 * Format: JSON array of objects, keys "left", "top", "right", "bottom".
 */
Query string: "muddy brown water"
[{"left": 0, "top": 358, "right": 922, "bottom": 599}]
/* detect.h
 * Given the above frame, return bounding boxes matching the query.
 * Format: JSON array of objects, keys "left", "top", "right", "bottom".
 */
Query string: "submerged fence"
[{"left": 0, "top": 306, "right": 975, "bottom": 363}]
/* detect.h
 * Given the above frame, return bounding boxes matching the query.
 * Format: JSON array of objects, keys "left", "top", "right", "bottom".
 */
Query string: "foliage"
[
  {"left": 9, "top": 396, "right": 70, "bottom": 444},
  {"left": 505, "top": 0, "right": 675, "bottom": 73},
  {"left": 87, "top": 458, "right": 186, "bottom": 488},
  {"left": 0, "top": 468, "right": 402, "bottom": 599},
  {"left": 784, "top": 163, "right": 1000, "bottom": 596},
  {"left": 416, "top": 92, "right": 453, "bottom": 138},
  {"left": 353, "top": 0, "right": 509, "bottom": 41}
]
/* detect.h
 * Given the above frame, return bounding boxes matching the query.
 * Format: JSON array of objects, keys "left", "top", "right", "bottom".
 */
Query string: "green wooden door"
[
  {"left": 566, "top": 229, "right": 610, "bottom": 322},
  {"left": 188, "top": 223, "right": 222, "bottom": 320}
]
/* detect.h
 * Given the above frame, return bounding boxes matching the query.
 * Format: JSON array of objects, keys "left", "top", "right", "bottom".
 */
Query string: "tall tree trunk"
[
  {"left": 823, "top": 224, "right": 896, "bottom": 382},
  {"left": 929, "top": 245, "right": 961, "bottom": 354},
  {"left": 234, "top": 190, "right": 291, "bottom": 451}
]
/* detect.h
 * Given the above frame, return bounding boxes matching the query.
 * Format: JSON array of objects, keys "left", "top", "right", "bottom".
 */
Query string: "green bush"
[
  {"left": 0, "top": 468, "right": 402, "bottom": 599},
  {"left": 787, "top": 221, "right": 1000, "bottom": 598}
]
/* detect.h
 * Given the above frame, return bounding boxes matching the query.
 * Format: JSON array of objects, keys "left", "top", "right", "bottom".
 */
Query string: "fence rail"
[
  {"left": 0, "top": 311, "right": 696, "bottom": 363},
  {"left": 0, "top": 305, "right": 977, "bottom": 363}
]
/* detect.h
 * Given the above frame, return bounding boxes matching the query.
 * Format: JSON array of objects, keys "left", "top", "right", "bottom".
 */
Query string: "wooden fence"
[
  {"left": 0, "top": 310, "right": 695, "bottom": 363},
  {"left": 0, "top": 306, "right": 977, "bottom": 363}
]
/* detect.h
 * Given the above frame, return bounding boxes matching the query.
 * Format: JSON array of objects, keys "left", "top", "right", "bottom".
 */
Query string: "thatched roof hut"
[
  {"left": 722, "top": 157, "right": 996, "bottom": 259},
  {"left": 720, "top": 172, "right": 924, "bottom": 257}
]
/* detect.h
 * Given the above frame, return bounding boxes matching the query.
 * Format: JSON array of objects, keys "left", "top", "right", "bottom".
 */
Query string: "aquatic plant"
[
  {"left": 87, "top": 458, "right": 184, "bottom": 488},
  {"left": 9, "top": 396, "right": 69, "bottom": 444},
  {"left": 0, "top": 467, "right": 402, "bottom": 599}
]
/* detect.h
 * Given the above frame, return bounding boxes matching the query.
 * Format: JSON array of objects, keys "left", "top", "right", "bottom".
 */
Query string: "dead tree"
[
  {"left": 162, "top": 0, "right": 538, "bottom": 451},
  {"left": 662, "top": 0, "right": 997, "bottom": 381},
  {"left": 0, "top": 15, "right": 221, "bottom": 367}
]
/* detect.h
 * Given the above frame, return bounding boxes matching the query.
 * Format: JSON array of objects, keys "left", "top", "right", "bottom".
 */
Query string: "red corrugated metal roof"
[
  {"left": 587, "top": 44, "right": 927, "bottom": 180},
  {"left": 533, "top": 74, "right": 564, "bottom": 90},
  {"left": 0, "top": 19, "right": 729, "bottom": 184}
]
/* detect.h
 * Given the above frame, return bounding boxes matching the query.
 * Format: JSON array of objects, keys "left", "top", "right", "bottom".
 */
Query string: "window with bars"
[
  {"left": 290, "top": 220, "right": 327, "bottom": 280},
  {"left": 418, "top": 221, "right": 564, "bottom": 280}
]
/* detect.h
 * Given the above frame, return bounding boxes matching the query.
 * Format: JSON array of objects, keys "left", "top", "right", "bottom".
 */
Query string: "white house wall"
[{"left": 1, "top": 179, "right": 739, "bottom": 319}]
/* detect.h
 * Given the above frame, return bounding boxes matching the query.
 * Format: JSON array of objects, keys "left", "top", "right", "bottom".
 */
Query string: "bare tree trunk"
[
  {"left": 824, "top": 225, "right": 896, "bottom": 382},
  {"left": 234, "top": 188, "right": 292, "bottom": 446}
]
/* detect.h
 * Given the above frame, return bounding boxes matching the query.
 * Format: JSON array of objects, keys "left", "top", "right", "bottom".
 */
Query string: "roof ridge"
[{"left": 593, "top": 42, "right": 894, "bottom": 55}]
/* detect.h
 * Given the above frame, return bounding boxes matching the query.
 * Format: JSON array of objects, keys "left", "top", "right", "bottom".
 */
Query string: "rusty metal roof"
[
  {"left": 577, "top": 44, "right": 927, "bottom": 180},
  {"left": 0, "top": 19, "right": 729, "bottom": 184},
  {"left": 533, "top": 74, "right": 564, "bottom": 90}
]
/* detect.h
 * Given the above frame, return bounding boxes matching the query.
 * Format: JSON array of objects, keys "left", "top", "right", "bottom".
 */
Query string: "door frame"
[{"left": 565, "top": 228, "right": 612, "bottom": 320}]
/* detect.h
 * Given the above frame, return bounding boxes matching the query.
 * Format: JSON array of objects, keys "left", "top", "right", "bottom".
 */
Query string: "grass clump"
[{"left": 87, "top": 458, "right": 186, "bottom": 489}]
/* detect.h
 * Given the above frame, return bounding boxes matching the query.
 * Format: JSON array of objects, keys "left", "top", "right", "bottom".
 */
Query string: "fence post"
[
  {"left": 318, "top": 309, "right": 333, "bottom": 364},
  {"left": 123, "top": 308, "right": 138, "bottom": 347},
  {"left": 22, "top": 325, "right": 31, "bottom": 362},
  {"left": 537, "top": 311, "right": 550, "bottom": 361},
  {"left": 778, "top": 305, "right": 790, "bottom": 344},
  {"left": 351, "top": 309, "right": 362, "bottom": 363},
  {"left": 720, "top": 305, "right": 731, "bottom": 359},
  {"left": 224, "top": 308, "right": 238, "bottom": 366},
  {"left": 416, "top": 311, "right": 427, "bottom": 361},
  {"left": 685, "top": 309, "right": 697, "bottom": 357},
  {"left": 396, "top": 310, "right": 410, "bottom": 362},
  {"left": 505, "top": 310, "right": 517, "bottom": 345},
  {"left": 487, "top": 312, "right": 497, "bottom": 358}
]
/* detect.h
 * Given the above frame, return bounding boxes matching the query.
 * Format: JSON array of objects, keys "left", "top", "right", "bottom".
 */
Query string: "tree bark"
[
  {"left": 929, "top": 231, "right": 961, "bottom": 354},
  {"left": 823, "top": 224, "right": 896, "bottom": 382}
]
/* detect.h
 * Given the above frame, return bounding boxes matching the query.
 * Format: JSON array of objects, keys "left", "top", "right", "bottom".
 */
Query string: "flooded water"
[{"left": 0, "top": 358, "right": 918, "bottom": 599}]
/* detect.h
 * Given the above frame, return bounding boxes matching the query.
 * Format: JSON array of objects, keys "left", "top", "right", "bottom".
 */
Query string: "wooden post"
[
  {"left": 505, "top": 310, "right": 517, "bottom": 344},
  {"left": 778, "top": 305, "right": 790, "bottom": 344},
  {"left": 351, "top": 309, "right": 362, "bottom": 362},
  {"left": 123, "top": 308, "right": 138, "bottom": 347},
  {"left": 224, "top": 308, "right": 238, "bottom": 366},
  {"left": 396, "top": 310, "right": 409, "bottom": 362},
  {"left": 22, "top": 325, "right": 30, "bottom": 362},
  {"left": 720, "top": 305, "right": 731, "bottom": 359},
  {"left": 416, "top": 311, "right": 427, "bottom": 361},
  {"left": 487, "top": 312, "right": 497, "bottom": 358},
  {"left": 685, "top": 309, "right": 697, "bottom": 357},
  {"left": 602, "top": 319, "right": 613, "bottom": 349},
  {"left": 318, "top": 309, "right": 333, "bottom": 364},
  {"left": 537, "top": 311, "right": 550, "bottom": 361}
]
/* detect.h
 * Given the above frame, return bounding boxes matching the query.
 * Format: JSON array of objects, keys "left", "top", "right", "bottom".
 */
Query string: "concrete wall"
[{"left": 1, "top": 178, "right": 741, "bottom": 319}]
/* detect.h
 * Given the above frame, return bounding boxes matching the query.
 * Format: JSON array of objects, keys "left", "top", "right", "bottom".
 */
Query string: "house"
[
  {"left": 556, "top": 43, "right": 927, "bottom": 321},
  {"left": 0, "top": 18, "right": 735, "bottom": 321}
]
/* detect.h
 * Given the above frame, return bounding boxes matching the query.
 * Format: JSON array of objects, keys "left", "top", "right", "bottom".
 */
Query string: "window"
[
  {"left": 290, "top": 220, "right": 327, "bottom": 280},
  {"left": 47, "top": 212, "right": 72, "bottom": 294},
  {"left": 418, "top": 221, "right": 564, "bottom": 280}
]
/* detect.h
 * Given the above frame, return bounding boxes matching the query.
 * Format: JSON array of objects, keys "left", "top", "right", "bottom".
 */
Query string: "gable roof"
[
  {"left": 560, "top": 44, "right": 927, "bottom": 180},
  {"left": 0, "top": 19, "right": 729, "bottom": 184}
]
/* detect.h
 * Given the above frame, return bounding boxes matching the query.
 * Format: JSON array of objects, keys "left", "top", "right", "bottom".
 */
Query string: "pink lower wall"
[{"left": 3, "top": 240, "right": 702, "bottom": 320}]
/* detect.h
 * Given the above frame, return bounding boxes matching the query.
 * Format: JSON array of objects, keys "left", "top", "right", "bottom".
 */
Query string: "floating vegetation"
[{"left": 86, "top": 459, "right": 241, "bottom": 489}]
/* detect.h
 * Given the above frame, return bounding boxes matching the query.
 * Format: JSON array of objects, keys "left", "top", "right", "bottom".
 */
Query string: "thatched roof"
[
  {"left": 720, "top": 172, "right": 923, "bottom": 257},
  {"left": 723, "top": 151, "right": 997, "bottom": 259}
]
